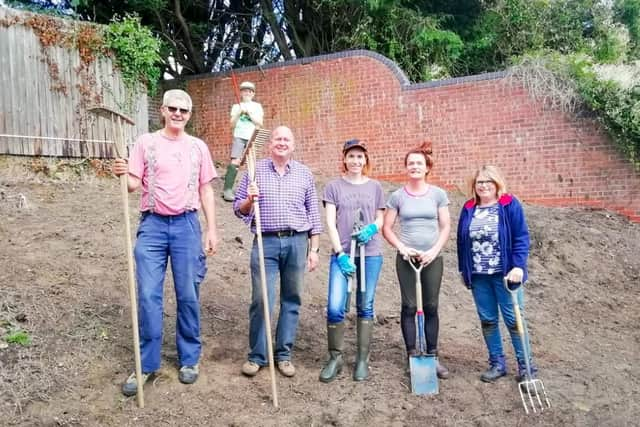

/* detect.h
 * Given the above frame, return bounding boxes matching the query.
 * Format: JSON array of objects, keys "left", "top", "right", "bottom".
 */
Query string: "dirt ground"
[{"left": 1, "top": 156, "right": 639, "bottom": 427}]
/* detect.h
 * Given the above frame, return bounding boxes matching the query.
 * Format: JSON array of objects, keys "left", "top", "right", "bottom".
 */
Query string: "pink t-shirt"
[{"left": 128, "top": 131, "right": 217, "bottom": 216}]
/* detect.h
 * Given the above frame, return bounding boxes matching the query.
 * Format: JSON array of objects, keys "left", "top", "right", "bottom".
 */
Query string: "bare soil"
[{"left": 1, "top": 156, "right": 639, "bottom": 427}]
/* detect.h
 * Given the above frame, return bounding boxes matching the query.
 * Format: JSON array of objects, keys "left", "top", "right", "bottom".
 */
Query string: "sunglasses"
[
  {"left": 166, "top": 106, "right": 191, "bottom": 114},
  {"left": 476, "top": 180, "right": 495, "bottom": 186}
]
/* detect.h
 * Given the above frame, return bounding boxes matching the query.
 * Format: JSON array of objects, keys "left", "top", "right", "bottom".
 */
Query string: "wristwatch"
[{"left": 310, "top": 247, "right": 320, "bottom": 253}]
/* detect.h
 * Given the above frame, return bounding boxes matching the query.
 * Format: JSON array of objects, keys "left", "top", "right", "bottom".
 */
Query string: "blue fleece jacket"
[{"left": 457, "top": 194, "right": 530, "bottom": 288}]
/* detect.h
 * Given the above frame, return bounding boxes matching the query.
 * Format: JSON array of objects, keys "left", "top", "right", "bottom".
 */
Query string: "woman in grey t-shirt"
[
  {"left": 319, "top": 139, "right": 385, "bottom": 383},
  {"left": 382, "top": 141, "right": 451, "bottom": 379}
]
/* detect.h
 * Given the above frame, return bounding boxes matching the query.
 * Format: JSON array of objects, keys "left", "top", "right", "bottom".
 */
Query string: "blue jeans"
[
  {"left": 134, "top": 211, "right": 206, "bottom": 373},
  {"left": 471, "top": 273, "right": 528, "bottom": 363},
  {"left": 326, "top": 255, "right": 383, "bottom": 323},
  {"left": 248, "top": 232, "right": 307, "bottom": 365}
]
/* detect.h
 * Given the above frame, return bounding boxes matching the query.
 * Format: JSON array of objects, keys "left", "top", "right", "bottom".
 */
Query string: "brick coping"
[{"left": 166, "top": 49, "right": 507, "bottom": 90}]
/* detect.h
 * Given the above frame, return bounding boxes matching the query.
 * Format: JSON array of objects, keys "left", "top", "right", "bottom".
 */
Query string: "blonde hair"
[
  {"left": 162, "top": 89, "right": 192, "bottom": 111},
  {"left": 471, "top": 165, "right": 507, "bottom": 203}
]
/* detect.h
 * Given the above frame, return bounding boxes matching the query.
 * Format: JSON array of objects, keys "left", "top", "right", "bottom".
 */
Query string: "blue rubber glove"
[
  {"left": 353, "top": 223, "right": 378, "bottom": 244},
  {"left": 336, "top": 253, "right": 356, "bottom": 277}
]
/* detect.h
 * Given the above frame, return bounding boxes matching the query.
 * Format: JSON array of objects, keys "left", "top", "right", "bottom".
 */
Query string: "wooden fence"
[{"left": 0, "top": 7, "right": 148, "bottom": 158}]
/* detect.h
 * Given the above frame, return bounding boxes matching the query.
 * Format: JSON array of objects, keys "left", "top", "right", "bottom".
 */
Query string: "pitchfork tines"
[
  {"left": 504, "top": 278, "right": 551, "bottom": 415},
  {"left": 518, "top": 376, "right": 551, "bottom": 414}
]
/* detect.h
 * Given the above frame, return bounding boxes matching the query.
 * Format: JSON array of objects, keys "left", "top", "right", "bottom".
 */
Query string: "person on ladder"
[
  {"left": 222, "top": 81, "right": 264, "bottom": 202},
  {"left": 319, "top": 139, "right": 385, "bottom": 382}
]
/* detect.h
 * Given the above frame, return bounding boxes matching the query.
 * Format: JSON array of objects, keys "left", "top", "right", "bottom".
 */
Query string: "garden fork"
[
  {"left": 504, "top": 278, "right": 551, "bottom": 414},
  {"left": 345, "top": 208, "right": 365, "bottom": 312}
]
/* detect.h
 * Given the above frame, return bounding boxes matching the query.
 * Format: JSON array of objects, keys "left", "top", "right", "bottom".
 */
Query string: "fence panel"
[{"left": 0, "top": 7, "right": 148, "bottom": 158}]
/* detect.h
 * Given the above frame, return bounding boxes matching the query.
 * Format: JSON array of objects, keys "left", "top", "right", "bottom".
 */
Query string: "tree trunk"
[{"left": 260, "top": 0, "right": 293, "bottom": 60}]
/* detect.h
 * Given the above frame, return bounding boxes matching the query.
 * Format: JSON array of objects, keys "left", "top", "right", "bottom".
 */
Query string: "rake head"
[
  {"left": 88, "top": 105, "right": 135, "bottom": 158},
  {"left": 518, "top": 377, "right": 551, "bottom": 414},
  {"left": 87, "top": 105, "right": 135, "bottom": 125},
  {"left": 240, "top": 128, "right": 271, "bottom": 167}
]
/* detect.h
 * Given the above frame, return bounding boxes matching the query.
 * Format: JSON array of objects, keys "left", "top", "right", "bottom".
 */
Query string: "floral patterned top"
[{"left": 469, "top": 204, "right": 502, "bottom": 274}]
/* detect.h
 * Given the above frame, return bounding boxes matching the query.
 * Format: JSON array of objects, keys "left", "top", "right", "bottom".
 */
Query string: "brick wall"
[{"left": 175, "top": 50, "right": 639, "bottom": 222}]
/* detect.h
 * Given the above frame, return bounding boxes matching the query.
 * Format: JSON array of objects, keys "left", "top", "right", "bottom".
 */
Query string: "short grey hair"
[{"left": 162, "top": 89, "right": 192, "bottom": 111}]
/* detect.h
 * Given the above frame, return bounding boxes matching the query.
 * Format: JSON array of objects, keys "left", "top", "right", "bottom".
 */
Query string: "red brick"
[{"left": 158, "top": 53, "right": 640, "bottom": 222}]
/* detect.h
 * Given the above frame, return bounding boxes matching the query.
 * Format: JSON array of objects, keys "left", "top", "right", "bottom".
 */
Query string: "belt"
[
  {"left": 261, "top": 229, "right": 299, "bottom": 238},
  {"left": 142, "top": 210, "right": 196, "bottom": 218}
]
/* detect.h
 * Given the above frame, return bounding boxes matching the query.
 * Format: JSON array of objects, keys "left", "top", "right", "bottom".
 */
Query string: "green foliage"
[
  {"left": 103, "top": 14, "right": 162, "bottom": 95},
  {"left": 614, "top": 0, "right": 640, "bottom": 58},
  {"left": 5, "top": 329, "right": 32, "bottom": 346},
  {"left": 571, "top": 59, "right": 640, "bottom": 167},
  {"left": 592, "top": 23, "right": 629, "bottom": 63},
  {"left": 460, "top": 0, "right": 599, "bottom": 74},
  {"left": 348, "top": 1, "right": 463, "bottom": 80}
]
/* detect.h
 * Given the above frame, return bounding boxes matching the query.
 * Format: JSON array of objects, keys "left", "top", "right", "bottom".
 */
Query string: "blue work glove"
[
  {"left": 353, "top": 223, "right": 378, "bottom": 244},
  {"left": 336, "top": 253, "right": 356, "bottom": 277}
]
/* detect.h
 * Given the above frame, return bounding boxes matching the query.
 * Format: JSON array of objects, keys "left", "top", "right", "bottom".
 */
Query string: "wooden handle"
[
  {"left": 512, "top": 299, "right": 525, "bottom": 337},
  {"left": 246, "top": 147, "right": 279, "bottom": 408},
  {"left": 114, "top": 117, "right": 144, "bottom": 408}
]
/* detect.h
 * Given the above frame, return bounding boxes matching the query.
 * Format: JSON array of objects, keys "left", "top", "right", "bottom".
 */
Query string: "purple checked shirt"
[{"left": 233, "top": 158, "right": 323, "bottom": 236}]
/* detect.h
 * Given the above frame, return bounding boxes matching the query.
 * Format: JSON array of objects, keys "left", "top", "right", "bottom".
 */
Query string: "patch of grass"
[{"left": 5, "top": 329, "right": 31, "bottom": 346}]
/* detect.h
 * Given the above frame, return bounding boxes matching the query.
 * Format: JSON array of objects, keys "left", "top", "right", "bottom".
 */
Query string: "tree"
[{"left": 8, "top": 0, "right": 638, "bottom": 80}]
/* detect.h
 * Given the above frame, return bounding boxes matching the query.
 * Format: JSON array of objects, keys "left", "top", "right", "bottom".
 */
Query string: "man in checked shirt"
[{"left": 233, "top": 126, "right": 323, "bottom": 378}]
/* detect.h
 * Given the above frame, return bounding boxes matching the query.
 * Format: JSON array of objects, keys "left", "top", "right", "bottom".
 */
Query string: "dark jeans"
[{"left": 396, "top": 253, "right": 443, "bottom": 354}]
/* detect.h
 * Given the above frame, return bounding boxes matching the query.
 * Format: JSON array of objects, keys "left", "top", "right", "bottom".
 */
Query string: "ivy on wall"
[{"left": 1, "top": 10, "right": 161, "bottom": 101}]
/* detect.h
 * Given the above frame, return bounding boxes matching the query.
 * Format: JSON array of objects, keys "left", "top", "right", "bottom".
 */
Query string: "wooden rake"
[
  {"left": 243, "top": 128, "right": 279, "bottom": 408},
  {"left": 88, "top": 106, "right": 144, "bottom": 408}
]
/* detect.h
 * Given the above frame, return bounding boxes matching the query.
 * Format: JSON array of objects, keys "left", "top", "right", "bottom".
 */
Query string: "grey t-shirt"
[
  {"left": 323, "top": 177, "right": 386, "bottom": 256},
  {"left": 386, "top": 185, "right": 449, "bottom": 251}
]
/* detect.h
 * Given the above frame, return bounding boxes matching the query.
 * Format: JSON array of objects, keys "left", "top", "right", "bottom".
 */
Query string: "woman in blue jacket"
[{"left": 457, "top": 165, "right": 537, "bottom": 383}]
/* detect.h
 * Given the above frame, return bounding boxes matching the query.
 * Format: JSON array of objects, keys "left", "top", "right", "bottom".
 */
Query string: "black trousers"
[{"left": 395, "top": 253, "right": 443, "bottom": 354}]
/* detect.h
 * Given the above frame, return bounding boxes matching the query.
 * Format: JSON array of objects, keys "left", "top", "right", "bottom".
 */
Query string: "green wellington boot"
[
  {"left": 319, "top": 322, "right": 345, "bottom": 383},
  {"left": 353, "top": 318, "right": 373, "bottom": 381},
  {"left": 222, "top": 164, "right": 238, "bottom": 202}
]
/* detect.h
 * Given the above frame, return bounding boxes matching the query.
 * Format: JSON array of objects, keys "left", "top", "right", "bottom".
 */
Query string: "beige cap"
[{"left": 239, "top": 81, "right": 255, "bottom": 91}]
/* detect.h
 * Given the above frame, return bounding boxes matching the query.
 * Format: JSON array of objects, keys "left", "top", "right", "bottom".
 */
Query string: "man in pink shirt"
[{"left": 113, "top": 89, "right": 219, "bottom": 397}]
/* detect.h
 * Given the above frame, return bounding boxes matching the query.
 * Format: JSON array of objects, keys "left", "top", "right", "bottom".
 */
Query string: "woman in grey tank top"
[{"left": 382, "top": 141, "right": 452, "bottom": 379}]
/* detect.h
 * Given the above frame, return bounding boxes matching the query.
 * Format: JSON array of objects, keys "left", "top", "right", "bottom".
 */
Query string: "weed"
[{"left": 5, "top": 329, "right": 32, "bottom": 346}]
